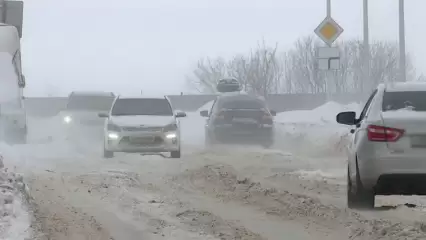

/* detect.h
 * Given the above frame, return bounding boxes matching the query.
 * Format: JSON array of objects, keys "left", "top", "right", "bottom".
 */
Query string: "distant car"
[
  {"left": 200, "top": 93, "right": 276, "bottom": 148},
  {"left": 216, "top": 78, "right": 242, "bottom": 93},
  {"left": 99, "top": 95, "right": 186, "bottom": 158},
  {"left": 337, "top": 82, "right": 426, "bottom": 209},
  {"left": 61, "top": 91, "right": 115, "bottom": 139}
]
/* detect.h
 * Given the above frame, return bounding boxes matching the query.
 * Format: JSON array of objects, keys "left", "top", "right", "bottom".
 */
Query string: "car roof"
[
  {"left": 217, "top": 92, "right": 265, "bottom": 102},
  {"left": 116, "top": 95, "right": 167, "bottom": 100},
  {"left": 69, "top": 91, "right": 115, "bottom": 97},
  {"left": 384, "top": 82, "right": 426, "bottom": 92}
]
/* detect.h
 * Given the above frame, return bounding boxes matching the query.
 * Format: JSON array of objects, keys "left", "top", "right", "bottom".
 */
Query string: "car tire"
[
  {"left": 347, "top": 162, "right": 375, "bottom": 209},
  {"left": 205, "top": 133, "right": 214, "bottom": 147},
  {"left": 4, "top": 127, "right": 27, "bottom": 145},
  {"left": 171, "top": 149, "right": 181, "bottom": 158},
  {"left": 103, "top": 148, "right": 114, "bottom": 158},
  {"left": 261, "top": 140, "right": 274, "bottom": 149}
]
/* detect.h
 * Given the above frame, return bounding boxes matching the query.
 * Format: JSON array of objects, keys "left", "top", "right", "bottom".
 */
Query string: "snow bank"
[
  {"left": 0, "top": 155, "right": 31, "bottom": 240},
  {"left": 275, "top": 101, "right": 360, "bottom": 124},
  {"left": 274, "top": 101, "right": 361, "bottom": 156}
]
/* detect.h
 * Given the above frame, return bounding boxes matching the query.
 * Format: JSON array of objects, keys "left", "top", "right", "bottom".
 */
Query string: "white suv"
[
  {"left": 337, "top": 82, "right": 426, "bottom": 209},
  {"left": 99, "top": 96, "right": 186, "bottom": 158}
]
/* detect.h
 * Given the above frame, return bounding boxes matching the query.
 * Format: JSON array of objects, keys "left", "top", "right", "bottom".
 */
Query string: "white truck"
[{"left": 0, "top": 23, "right": 27, "bottom": 144}]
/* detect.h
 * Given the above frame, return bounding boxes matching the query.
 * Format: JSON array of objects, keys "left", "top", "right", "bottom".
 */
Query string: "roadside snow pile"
[
  {"left": 274, "top": 101, "right": 361, "bottom": 156},
  {"left": 0, "top": 155, "right": 31, "bottom": 240}
]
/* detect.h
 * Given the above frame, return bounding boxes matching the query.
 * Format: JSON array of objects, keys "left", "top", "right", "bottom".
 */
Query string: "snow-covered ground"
[{"left": 0, "top": 153, "right": 31, "bottom": 240}]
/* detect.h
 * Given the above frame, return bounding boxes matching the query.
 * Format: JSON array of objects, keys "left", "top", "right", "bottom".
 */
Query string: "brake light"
[
  {"left": 261, "top": 108, "right": 273, "bottom": 124},
  {"left": 367, "top": 125, "right": 404, "bottom": 142}
]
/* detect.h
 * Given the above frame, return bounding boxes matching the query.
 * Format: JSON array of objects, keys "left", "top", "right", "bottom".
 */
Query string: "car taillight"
[
  {"left": 367, "top": 125, "right": 404, "bottom": 142},
  {"left": 261, "top": 108, "right": 273, "bottom": 123}
]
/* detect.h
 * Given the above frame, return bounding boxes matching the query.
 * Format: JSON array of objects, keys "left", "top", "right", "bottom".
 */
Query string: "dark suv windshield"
[
  {"left": 382, "top": 91, "right": 426, "bottom": 111},
  {"left": 66, "top": 95, "right": 115, "bottom": 111},
  {"left": 111, "top": 98, "right": 173, "bottom": 116}
]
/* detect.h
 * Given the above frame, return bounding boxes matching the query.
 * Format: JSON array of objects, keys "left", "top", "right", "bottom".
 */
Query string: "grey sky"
[{"left": 21, "top": 0, "right": 425, "bottom": 96}]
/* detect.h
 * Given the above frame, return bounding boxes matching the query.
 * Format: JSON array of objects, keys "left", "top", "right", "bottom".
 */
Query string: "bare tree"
[{"left": 186, "top": 36, "right": 419, "bottom": 96}]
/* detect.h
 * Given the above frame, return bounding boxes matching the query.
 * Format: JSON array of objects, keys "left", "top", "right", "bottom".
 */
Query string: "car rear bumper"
[
  {"left": 210, "top": 124, "right": 274, "bottom": 143},
  {"left": 360, "top": 155, "right": 426, "bottom": 190},
  {"left": 105, "top": 131, "right": 180, "bottom": 153}
]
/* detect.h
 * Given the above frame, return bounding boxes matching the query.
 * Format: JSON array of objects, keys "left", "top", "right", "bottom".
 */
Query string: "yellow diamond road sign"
[{"left": 314, "top": 16, "right": 344, "bottom": 46}]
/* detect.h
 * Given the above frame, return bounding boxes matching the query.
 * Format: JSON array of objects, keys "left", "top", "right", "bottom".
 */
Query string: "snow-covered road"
[{"left": 2, "top": 101, "right": 426, "bottom": 239}]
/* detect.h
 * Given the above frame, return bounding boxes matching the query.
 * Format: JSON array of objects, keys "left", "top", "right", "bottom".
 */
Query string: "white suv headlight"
[{"left": 63, "top": 116, "right": 72, "bottom": 123}]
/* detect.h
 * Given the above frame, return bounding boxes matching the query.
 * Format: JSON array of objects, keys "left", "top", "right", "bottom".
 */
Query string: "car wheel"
[
  {"left": 103, "top": 148, "right": 114, "bottom": 158},
  {"left": 4, "top": 127, "right": 27, "bottom": 145},
  {"left": 205, "top": 133, "right": 214, "bottom": 147},
  {"left": 347, "top": 162, "right": 375, "bottom": 209},
  {"left": 171, "top": 149, "right": 181, "bottom": 158},
  {"left": 261, "top": 140, "right": 274, "bottom": 149}
]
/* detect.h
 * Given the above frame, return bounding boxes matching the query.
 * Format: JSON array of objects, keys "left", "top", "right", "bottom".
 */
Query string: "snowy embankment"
[
  {"left": 274, "top": 101, "right": 361, "bottom": 156},
  {"left": 0, "top": 153, "right": 31, "bottom": 240}
]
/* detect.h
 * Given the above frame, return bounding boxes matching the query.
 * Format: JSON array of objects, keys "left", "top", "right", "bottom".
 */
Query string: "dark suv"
[{"left": 200, "top": 93, "right": 276, "bottom": 148}]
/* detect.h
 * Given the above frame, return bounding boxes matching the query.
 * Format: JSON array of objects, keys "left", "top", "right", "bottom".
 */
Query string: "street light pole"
[
  {"left": 327, "top": 0, "right": 331, "bottom": 17},
  {"left": 0, "top": 0, "right": 5, "bottom": 23},
  {"left": 363, "top": 0, "right": 370, "bottom": 91},
  {"left": 399, "top": 0, "right": 406, "bottom": 82}
]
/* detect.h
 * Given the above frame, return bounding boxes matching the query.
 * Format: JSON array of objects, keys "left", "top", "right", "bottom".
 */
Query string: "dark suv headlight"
[
  {"left": 107, "top": 123, "right": 121, "bottom": 132},
  {"left": 163, "top": 123, "right": 177, "bottom": 132}
]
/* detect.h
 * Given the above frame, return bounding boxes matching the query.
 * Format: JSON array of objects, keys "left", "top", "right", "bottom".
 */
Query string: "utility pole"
[
  {"left": 399, "top": 0, "right": 406, "bottom": 82},
  {"left": 0, "top": 0, "right": 5, "bottom": 23},
  {"left": 327, "top": 0, "right": 331, "bottom": 16},
  {"left": 363, "top": 0, "right": 370, "bottom": 91},
  {"left": 325, "top": 0, "right": 332, "bottom": 100}
]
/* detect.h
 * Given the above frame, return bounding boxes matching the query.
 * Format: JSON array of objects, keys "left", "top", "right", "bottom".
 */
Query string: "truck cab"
[{"left": 0, "top": 24, "right": 27, "bottom": 144}]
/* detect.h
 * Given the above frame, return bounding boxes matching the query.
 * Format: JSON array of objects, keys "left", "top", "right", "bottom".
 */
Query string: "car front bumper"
[{"left": 104, "top": 130, "right": 180, "bottom": 153}]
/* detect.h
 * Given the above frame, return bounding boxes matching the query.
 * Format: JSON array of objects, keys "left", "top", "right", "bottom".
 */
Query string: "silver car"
[
  {"left": 61, "top": 91, "right": 115, "bottom": 140},
  {"left": 99, "top": 96, "right": 186, "bottom": 158},
  {"left": 337, "top": 82, "right": 426, "bottom": 209}
]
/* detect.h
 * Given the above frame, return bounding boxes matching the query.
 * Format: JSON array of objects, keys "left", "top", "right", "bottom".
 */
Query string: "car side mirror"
[
  {"left": 98, "top": 113, "right": 109, "bottom": 118},
  {"left": 175, "top": 111, "right": 186, "bottom": 118},
  {"left": 270, "top": 110, "right": 277, "bottom": 116},
  {"left": 200, "top": 110, "right": 209, "bottom": 117},
  {"left": 336, "top": 111, "right": 356, "bottom": 125}
]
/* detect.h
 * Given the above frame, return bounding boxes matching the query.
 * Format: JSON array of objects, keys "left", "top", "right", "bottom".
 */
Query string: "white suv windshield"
[
  {"left": 382, "top": 91, "right": 426, "bottom": 111},
  {"left": 111, "top": 98, "right": 173, "bottom": 116}
]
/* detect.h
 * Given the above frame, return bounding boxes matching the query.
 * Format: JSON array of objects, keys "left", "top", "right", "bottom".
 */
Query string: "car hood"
[{"left": 110, "top": 115, "right": 175, "bottom": 127}]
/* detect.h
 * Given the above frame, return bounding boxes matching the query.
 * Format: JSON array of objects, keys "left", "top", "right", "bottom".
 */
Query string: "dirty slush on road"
[{"left": 17, "top": 138, "right": 426, "bottom": 240}]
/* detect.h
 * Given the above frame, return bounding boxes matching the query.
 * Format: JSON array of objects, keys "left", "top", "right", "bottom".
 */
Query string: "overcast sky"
[{"left": 21, "top": 0, "right": 425, "bottom": 96}]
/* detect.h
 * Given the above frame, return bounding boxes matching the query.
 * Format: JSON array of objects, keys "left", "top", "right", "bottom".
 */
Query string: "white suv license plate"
[{"left": 130, "top": 136, "right": 155, "bottom": 144}]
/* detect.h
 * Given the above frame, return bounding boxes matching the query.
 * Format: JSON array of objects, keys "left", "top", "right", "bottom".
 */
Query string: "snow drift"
[{"left": 0, "top": 154, "right": 31, "bottom": 240}]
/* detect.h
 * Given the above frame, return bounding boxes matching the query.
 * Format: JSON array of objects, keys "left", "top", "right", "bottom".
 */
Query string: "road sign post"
[{"left": 314, "top": 0, "right": 344, "bottom": 99}]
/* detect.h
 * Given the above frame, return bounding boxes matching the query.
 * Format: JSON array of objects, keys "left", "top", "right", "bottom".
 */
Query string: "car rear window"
[
  {"left": 66, "top": 95, "right": 115, "bottom": 111},
  {"left": 382, "top": 91, "right": 426, "bottom": 111},
  {"left": 111, "top": 98, "right": 173, "bottom": 116},
  {"left": 220, "top": 97, "right": 266, "bottom": 110}
]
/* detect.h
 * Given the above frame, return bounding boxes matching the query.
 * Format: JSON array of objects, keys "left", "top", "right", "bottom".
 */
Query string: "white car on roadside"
[
  {"left": 61, "top": 91, "right": 115, "bottom": 140},
  {"left": 98, "top": 95, "right": 186, "bottom": 158},
  {"left": 337, "top": 82, "right": 426, "bottom": 209}
]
